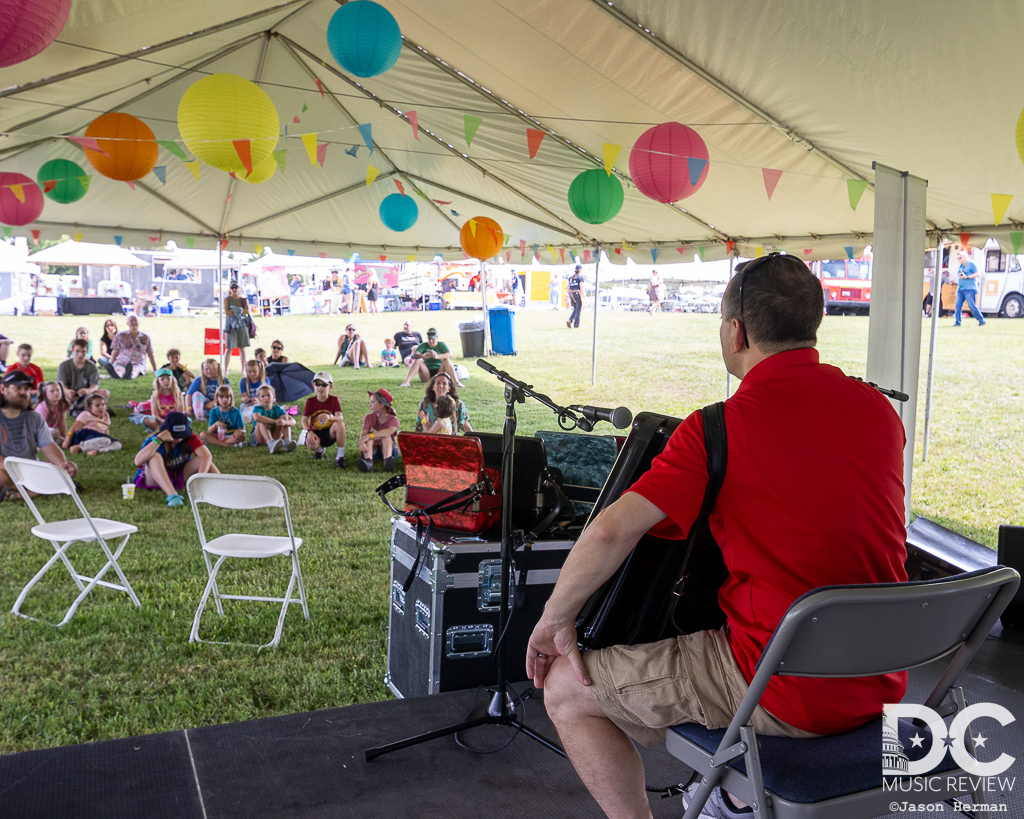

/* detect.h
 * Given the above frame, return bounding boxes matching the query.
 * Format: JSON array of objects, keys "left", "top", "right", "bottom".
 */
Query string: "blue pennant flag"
[
  {"left": 153, "top": 165, "right": 166, "bottom": 185},
  {"left": 358, "top": 123, "right": 374, "bottom": 155},
  {"left": 651, "top": 248, "right": 659, "bottom": 263},
  {"left": 288, "top": 249, "right": 295, "bottom": 256},
  {"left": 345, "top": 144, "right": 360, "bottom": 158},
  {"left": 687, "top": 157, "right": 708, "bottom": 186}
]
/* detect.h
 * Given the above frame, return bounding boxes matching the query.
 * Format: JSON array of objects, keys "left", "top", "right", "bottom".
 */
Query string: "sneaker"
[
  {"left": 284, "top": 440, "right": 297, "bottom": 453},
  {"left": 81, "top": 436, "right": 113, "bottom": 453},
  {"left": 96, "top": 439, "right": 122, "bottom": 453},
  {"left": 356, "top": 457, "right": 373, "bottom": 473},
  {"left": 383, "top": 455, "right": 396, "bottom": 473},
  {"left": 682, "top": 784, "right": 752, "bottom": 818},
  {"left": 166, "top": 494, "right": 185, "bottom": 508},
  {"left": 335, "top": 455, "right": 346, "bottom": 468},
  {"left": 267, "top": 439, "right": 281, "bottom": 454},
  {"left": 314, "top": 447, "right": 325, "bottom": 460}
]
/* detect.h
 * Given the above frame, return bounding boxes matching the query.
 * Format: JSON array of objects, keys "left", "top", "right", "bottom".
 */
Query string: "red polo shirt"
[{"left": 628, "top": 348, "right": 908, "bottom": 734}]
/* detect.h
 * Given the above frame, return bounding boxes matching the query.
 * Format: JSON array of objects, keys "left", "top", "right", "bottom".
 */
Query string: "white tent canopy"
[
  {"left": 25, "top": 239, "right": 148, "bottom": 267},
  {"left": 2, "top": 1, "right": 1023, "bottom": 263}
]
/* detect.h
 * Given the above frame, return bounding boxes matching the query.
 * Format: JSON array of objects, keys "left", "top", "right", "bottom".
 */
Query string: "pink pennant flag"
[
  {"left": 407, "top": 110, "right": 420, "bottom": 141},
  {"left": 316, "top": 77, "right": 324, "bottom": 98},
  {"left": 126, "top": 180, "right": 136, "bottom": 190},
  {"left": 316, "top": 142, "right": 328, "bottom": 167},
  {"left": 583, "top": 249, "right": 592, "bottom": 263},
  {"left": 526, "top": 128, "right": 546, "bottom": 159},
  {"left": 519, "top": 239, "right": 526, "bottom": 258},
  {"left": 69, "top": 136, "right": 109, "bottom": 157},
  {"left": 319, "top": 252, "right": 327, "bottom": 259},
  {"left": 149, "top": 236, "right": 160, "bottom": 242},
  {"left": 676, "top": 246, "right": 687, "bottom": 254},
  {"left": 395, "top": 179, "right": 406, "bottom": 197},
  {"left": 762, "top": 168, "right": 783, "bottom": 201},
  {"left": 223, "top": 192, "right": 232, "bottom": 203},
  {"left": 803, "top": 249, "right": 813, "bottom": 255},
  {"left": 233, "top": 140, "right": 253, "bottom": 175},
  {"left": 432, "top": 199, "right": 452, "bottom": 205},
  {"left": 293, "top": 115, "right": 300, "bottom": 124},
  {"left": 505, "top": 251, "right": 511, "bottom": 262}
]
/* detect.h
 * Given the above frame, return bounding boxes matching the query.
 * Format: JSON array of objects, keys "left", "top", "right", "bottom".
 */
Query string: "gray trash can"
[{"left": 458, "top": 320, "right": 485, "bottom": 358}]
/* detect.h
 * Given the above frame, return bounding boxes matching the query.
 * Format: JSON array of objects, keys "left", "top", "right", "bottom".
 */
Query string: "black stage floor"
[{"left": 3, "top": 627, "right": 1024, "bottom": 819}]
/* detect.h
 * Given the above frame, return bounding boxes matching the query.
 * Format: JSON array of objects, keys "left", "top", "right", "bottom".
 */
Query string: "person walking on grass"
[
  {"left": 567, "top": 264, "right": 584, "bottom": 329},
  {"left": 953, "top": 250, "right": 986, "bottom": 327}
]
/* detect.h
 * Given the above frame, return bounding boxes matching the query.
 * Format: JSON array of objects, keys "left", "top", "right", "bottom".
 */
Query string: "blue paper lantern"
[
  {"left": 379, "top": 192, "right": 418, "bottom": 232},
  {"left": 326, "top": 0, "right": 402, "bottom": 79}
]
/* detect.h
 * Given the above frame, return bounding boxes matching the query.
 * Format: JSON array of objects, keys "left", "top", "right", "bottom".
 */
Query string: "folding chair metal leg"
[
  {"left": 10, "top": 541, "right": 78, "bottom": 621},
  {"left": 292, "top": 552, "right": 309, "bottom": 621},
  {"left": 683, "top": 768, "right": 726, "bottom": 819},
  {"left": 738, "top": 725, "right": 770, "bottom": 819},
  {"left": 190, "top": 555, "right": 228, "bottom": 644},
  {"left": 60, "top": 534, "right": 141, "bottom": 627},
  {"left": 951, "top": 687, "right": 990, "bottom": 810}
]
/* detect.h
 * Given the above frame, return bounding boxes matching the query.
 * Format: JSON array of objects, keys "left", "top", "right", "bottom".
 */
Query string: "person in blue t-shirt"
[
  {"left": 251, "top": 385, "right": 296, "bottom": 454},
  {"left": 954, "top": 250, "right": 986, "bottom": 327},
  {"left": 198, "top": 386, "right": 246, "bottom": 448}
]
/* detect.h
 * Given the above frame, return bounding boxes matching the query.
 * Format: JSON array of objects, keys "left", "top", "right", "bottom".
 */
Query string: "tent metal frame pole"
[
  {"left": 725, "top": 254, "right": 736, "bottom": 397},
  {"left": 217, "top": 239, "right": 224, "bottom": 370},
  {"left": 922, "top": 234, "right": 943, "bottom": 462},
  {"left": 591, "top": 244, "right": 601, "bottom": 386},
  {"left": 481, "top": 261, "right": 491, "bottom": 356}
]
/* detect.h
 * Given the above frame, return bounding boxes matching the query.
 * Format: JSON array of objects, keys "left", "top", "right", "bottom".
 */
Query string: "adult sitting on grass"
[
  {"left": 0, "top": 369, "right": 78, "bottom": 501},
  {"left": 133, "top": 411, "right": 218, "bottom": 508},
  {"left": 106, "top": 314, "right": 157, "bottom": 379},
  {"left": 333, "top": 323, "right": 371, "bottom": 369},
  {"left": 414, "top": 372, "right": 472, "bottom": 434},
  {"left": 58, "top": 338, "right": 110, "bottom": 416},
  {"left": 399, "top": 327, "right": 461, "bottom": 388},
  {"left": 356, "top": 388, "right": 399, "bottom": 473}
]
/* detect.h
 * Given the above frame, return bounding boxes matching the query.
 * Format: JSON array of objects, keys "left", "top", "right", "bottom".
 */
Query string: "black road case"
[{"left": 386, "top": 517, "right": 574, "bottom": 699}]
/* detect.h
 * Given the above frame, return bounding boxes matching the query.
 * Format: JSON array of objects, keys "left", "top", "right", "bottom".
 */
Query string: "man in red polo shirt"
[{"left": 526, "top": 254, "right": 907, "bottom": 819}]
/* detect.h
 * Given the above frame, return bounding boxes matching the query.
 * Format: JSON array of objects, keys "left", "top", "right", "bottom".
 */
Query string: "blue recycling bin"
[{"left": 487, "top": 305, "right": 516, "bottom": 355}]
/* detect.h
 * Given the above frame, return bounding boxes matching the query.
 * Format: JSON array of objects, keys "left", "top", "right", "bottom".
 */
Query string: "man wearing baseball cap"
[
  {"left": 132, "top": 411, "right": 218, "bottom": 508},
  {"left": 301, "top": 370, "right": 347, "bottom": 466},
  {"left": 356, "top": 388, "right": 399, "bottom": 473},
  {"left": 567, "top": 264, "right": 585, "bottom": 329},
  {"left": 399, "top": 327, "right": 461, "bottom": 388},
  {"left": 0, "top": 369, "right": 78, "bottom": 500}
]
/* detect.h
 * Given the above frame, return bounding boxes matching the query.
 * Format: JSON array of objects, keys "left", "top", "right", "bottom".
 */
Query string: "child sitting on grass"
[
  {"left": 356, "top": 388, "right": 399, "bottom": 473},
  {"left": 186, "top": 358, "right": 228, "bottom": 421},
  {"left": 162, "top": 348, "right": 195, "bottom": 392},
  {"left": 199, "top": 385, "right": 246, "bottom": 448},
  {"left": 133, "top": 411, "right": 218, "bottom": 507},
  {"left": 7, "top": 343, "right": 43, "bottom": 402},
  {"left": 35, "top": 381, "right": 69, "bottom": 441},
  {"left": 380, "top": 337, "right": 398, "bottom": 368},
  {"left": 251, "top": 385, "right": 296, "bottom": 454},
  {"left": 238, "top": 359, "right": 268, "bottom": 424},
  {"left": 65, "top": 393, "right": 121, "bottom": 454},
  {"left": 143, "top": 368, "right": 185, "bottom": 432}
]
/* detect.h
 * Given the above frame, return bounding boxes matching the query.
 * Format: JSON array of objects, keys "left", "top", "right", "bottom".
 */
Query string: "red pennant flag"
[
  {"left": 395, "top": 180, "right": 406, "bottom": 197},
  {"left": 615, "top": 247, "right": 622, "bottom": 256},
  {"left": 803, "top": 249, "right": 813, "bottom": 255},
  {"left": 408, "top": 110, "right": 420, "bottom": 141},
  {"left": 319, "top": 252, "right": 327, "bottom": 259},
  {"left": 761, "top": 168, "right": 783, "bottom": 201},
  {"left": 959, "top": 231, "right": 972, "bottom": 249},
  {"left": 676, "top": 246, "right": 687, "bottom": 254},
  {"left": 42, "top": 180, "right": 57, "bottom": 193},
  {"left": 229, "top": 172, "right": 237, "bottom": 180},
  {"left": 526, "top": 128, "right": 546, "bottom": 159},
  {"left": 233, "top": 140, "right": 253, "bottom": 175},
  {"left": 220, "top": 239, "right": 229, "bottom": 250},
  {"left": 316, "top": 77, "right": 324, "bottom": 98},
  {"left": 31, "top": 229, "right": 40, "bottom": 242},
  {"left": 380, "top": 255, "right": 387, "bottom": 262},
  {"left": 149, "top": 236, "right": 160, "bottom": 242},
  {"left": 559, "top": 248, "right": 565, "bottom": 264},
  {"left": 726, "top": 240, "right": 735, "bottom": 255}
]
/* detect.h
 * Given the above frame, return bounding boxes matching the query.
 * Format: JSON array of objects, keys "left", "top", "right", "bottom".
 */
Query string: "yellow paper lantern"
[
  {"left": 240, "top": 154, "right": 277, "bottom": 184},
  {"left": 177, "top": 74, "right": 279, "bottom": 174}
]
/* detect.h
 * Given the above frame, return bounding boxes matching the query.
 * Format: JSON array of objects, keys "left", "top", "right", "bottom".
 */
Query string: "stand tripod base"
[{"left": 364, "top": 689, "right": 567, "bottom": 761}]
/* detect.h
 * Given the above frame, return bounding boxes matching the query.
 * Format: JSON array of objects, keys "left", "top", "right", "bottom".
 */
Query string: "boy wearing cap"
[
  {"left": 0, "top": 369, "right": 78, "bottom": 500},
  {"left": 357, "top": 388, "right": 399, "bottom": 473},
  {"left": 132, "top": 411, "right": 218, "bottom": 508},
  {"left": 301, "top": 371, "right": 347, "bottom": 467},
  {"left": 332, "top": 324, "right": 371, "bottom": 369},
  {"left": 399, "top": 328, "right": 461, "bottom": 388}
]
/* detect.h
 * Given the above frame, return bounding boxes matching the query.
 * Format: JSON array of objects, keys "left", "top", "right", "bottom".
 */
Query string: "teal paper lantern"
[
  {"left": 568, "top": 168, "right": 624, "bottom": 224},
  {"left": 326, "top": 0, "right": 402, "bottom": 79},
  {"left": 37, "top": 158, "right": 87, "bottom": 204},
  {"left": 379, "top": 192, "right": 418, "bottom": 232}
]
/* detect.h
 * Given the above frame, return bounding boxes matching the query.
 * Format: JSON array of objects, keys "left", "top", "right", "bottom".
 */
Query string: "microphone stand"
[{"left": 365, "top": 360, "right": 585, "bottom": 762}]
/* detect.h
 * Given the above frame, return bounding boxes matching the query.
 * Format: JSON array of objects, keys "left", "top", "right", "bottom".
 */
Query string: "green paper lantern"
[
  {"left": 568, "top": 168, "right": 624, "bottom": 224},
  {"left": 37, "top": 158, "right": 87, "bottom": 204}
]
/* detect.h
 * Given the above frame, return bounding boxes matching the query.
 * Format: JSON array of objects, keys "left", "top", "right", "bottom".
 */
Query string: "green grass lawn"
[{"left": 0, "top": 307, "right": 1019, "bottom": 753}]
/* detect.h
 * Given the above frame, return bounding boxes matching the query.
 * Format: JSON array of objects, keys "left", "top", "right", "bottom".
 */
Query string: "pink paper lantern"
[
  {"left": 0, "top": 0, "right": 74, "bottom": 68},
  {"left": 629, "top": 122, "right": 709, "bottom": 203},
  {"left": 0, "top": 172, "right": 44, "bottom": 226}
]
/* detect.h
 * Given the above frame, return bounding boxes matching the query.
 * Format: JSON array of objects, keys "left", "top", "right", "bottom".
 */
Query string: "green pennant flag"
[
  {"left": 187, "top": 237, "right": 195, "bottom": 249},
  {"left": 698, "top": 245, "right": 706, "bottom": 260},
  {"left": 847, "top": 179, "right": 868, "bottom": 211},
  {"left": 301, "top": 103, "right": 308, "bottom": 113},
  {"left": 2, "top": 227, "right": 10, "bottom": 238},
  {"left": 1011, "top": 231, "right": 1022, "bottom": 255},
  {"left": 273, "top": 149, "right": 287, "bottom": 172},
  {"left": 78, "top": 176, "right": 91, "bottom": 192},
  {"left": 157, "top": 140, "right": 188, "bottom": 161},
  {"left": 464, "top": 115, "right": 483, "bottom": 147}
]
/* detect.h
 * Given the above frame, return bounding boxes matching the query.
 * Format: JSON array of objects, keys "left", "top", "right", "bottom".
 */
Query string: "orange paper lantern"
[
  {"left": 459, "top": 216, "right": 503, "bottom": 261},
  {"left": 83, "top": 113, "right": 158, "bottom": 182}
]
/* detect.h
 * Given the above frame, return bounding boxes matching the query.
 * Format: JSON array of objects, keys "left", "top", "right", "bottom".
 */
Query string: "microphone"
[{"left": 568, "top": 404, "right": 633, "bottom": 430}]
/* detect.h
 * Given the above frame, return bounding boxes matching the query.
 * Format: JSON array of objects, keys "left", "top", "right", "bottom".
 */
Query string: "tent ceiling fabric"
[{"left": 3, "top": 0, "right": 1024, "bottom": 263}]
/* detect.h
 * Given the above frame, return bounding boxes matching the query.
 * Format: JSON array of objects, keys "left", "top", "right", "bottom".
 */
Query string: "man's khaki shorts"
[{"left": 581, "top": 627, "right": 819, "bottom": 748}]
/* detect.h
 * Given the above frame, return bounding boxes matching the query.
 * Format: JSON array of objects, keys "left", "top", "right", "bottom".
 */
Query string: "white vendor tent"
[{"left": 25, "top": 239, "right": 147, "bottom": 267}]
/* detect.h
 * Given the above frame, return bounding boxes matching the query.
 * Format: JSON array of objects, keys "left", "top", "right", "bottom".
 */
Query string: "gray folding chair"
[
  {"left": 670, "top": 566, "right": 1020, "bottom": 818},
  {"left": 186, "top": 473, "right": 308, "bottom": 649},
  {"left": 6, "top": 457, "right": 141, "bottom": 626}
]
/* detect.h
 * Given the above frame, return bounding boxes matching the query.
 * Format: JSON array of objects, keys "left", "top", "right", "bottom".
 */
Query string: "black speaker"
[{"left": 997, "top": 525, "right": 1024, "bottom": 630}]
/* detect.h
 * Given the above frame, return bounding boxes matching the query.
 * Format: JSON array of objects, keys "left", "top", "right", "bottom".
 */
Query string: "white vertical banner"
[{"left": 867, "top": 162, "right": 927, "bottom": 524}]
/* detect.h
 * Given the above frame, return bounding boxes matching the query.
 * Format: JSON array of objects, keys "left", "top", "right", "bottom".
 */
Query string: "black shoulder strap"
[{"left": 669, "top": 401, "right": 728, "bottom": 598}]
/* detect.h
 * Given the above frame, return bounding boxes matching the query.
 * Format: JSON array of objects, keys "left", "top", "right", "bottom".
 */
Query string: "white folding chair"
[
  {"left": 6, "top": 457, "right": 141, "bottom": 627},
  {"left": 186, "top": 473, "right": 308, "bottom": 649}
]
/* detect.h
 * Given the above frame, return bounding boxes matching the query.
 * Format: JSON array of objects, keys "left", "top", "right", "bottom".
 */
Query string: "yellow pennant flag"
[
  {"left": 468, "top": 219, "right": 477, "bottom": 238},
  {"left": 408, "top": 255, "right": 415, "bottom": 262},
  {"left": 602, "top": 143, "right": 621, "bottom": 176},
  {"left": 366, "top": 165, "right": 380, "bottom": 186},
  {"left": 73, "top": 232, "right": 83, "bottom": 242},
  {"left": 9, "top": 184, "right": 24, "bottom": 203},
  {"left": 546, "top": 244, "right": 555, "bottom": 257},
  {"left": 992, "top": 193, "right": 1013, "bottom": 227},
  {"left": 255, "top": 245, "right": 264, "bottom": 256},
  {"left": 622, "top": 240, "right": 632, "bottom": 250},
  {"left": 755, "top": 246, "right": 764, "bottom": 258},
  {"left": 302, "top": 133, "right": 318, "bottom": 166},
  {"left": 184, "top": 161, "right": 201, "bottom": 181}
]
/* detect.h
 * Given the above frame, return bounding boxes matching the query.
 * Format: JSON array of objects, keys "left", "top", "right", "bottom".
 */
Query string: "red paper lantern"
[
  {"left": 83, "top": 113, "right": 158, "bottom": 182},
  {"left": 0, "top": 172, "right": 44, "bottom": 225},
  {"left": 0, "top": 0, "right": 73, "bottom": 68},
  {"left": 460, "top": 216, "right": 503, "bottom": 261},
  {"left": 629, "top": 122, "right": 709, "bottom": 203}
]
